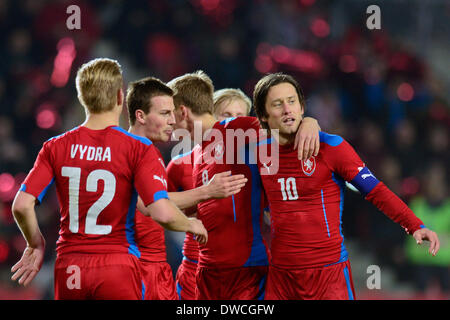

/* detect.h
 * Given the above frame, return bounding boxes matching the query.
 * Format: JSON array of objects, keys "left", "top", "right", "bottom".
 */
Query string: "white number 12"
[{"left": 62, "top": 166, "right": 116, "bottom": 235}]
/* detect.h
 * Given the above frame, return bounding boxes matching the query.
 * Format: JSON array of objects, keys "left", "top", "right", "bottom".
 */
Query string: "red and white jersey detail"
[
  {"left": 166, "top": 148, "right": 199, "bottom": 263},
  {"left": 258, "top": 131, "right": 424, "bottom": 269},
  {"left": 20, "top": 126, "right": 168, "bottom": 257},
  {"left": 135, "top": 148, "right": 168, "bottom": 263},
  {"left": 193, "top": 117, "right": 270, "bottom": 268}
]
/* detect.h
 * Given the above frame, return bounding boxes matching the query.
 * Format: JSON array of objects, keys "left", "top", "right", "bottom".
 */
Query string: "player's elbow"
[
  {"left": 146, "top": 199, "right": 177, "bottom": 225},
  {"left": 12, "top": 192, "right": 35, "bottom": 220},
  {"left": 153, "top": 213, "right": 177, "bottom": 226}
]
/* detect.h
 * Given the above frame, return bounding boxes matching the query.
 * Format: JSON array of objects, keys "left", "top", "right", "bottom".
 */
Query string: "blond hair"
[
  {"left": 213, "top": 88, "right": 252, "bottom": 116},
  {"left": 167, "top": 70, "right": 214, "bottom": 115},
  {"left": 76, "top": 58, "right": 123, "bottom": 114}
]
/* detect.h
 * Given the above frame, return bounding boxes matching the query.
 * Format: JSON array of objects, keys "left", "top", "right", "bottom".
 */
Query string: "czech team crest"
[
  {"left": 214, "top": 141, "right": 224, "bottom": 159},
  {"left": 301, "top": 157, "right": 316, "bottom": 176}
]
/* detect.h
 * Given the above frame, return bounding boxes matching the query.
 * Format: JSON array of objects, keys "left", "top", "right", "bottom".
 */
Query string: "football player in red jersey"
[
  {"left": 168, "top": 71, "right": 321, "bottom": 300},
  {"left": 10, "top": 58, "right": 207, "bottom": 300},
  {"left": 252, "top": 72, "right": 440, "bottom": 300},
  {"left": 126, "top": 77, "right": 247, "bottom": 300},
  {"left": 166, "top": 84, "right": 256, "bottom": 300},
  {"left": 213, "top": 88, "right": 252, "bottom": 122}
]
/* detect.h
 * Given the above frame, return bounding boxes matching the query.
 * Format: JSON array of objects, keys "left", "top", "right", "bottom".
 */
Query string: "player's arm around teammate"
[
  {"left": 168, "top": 170, "right": 247, "bottom": 210},
  {"left": 142, "top": 198, "right": 207, "bottom": 245}
]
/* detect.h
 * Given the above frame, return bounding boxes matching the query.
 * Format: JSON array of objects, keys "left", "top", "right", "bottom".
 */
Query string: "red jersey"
[
  {"left": 192, "top": 117, "right": 270, "bottom": 268},
  {"left": 20, "top": 126, "right": 169, "bottom": 258},
  {"left": 166, "top": 149, "right": 199, "bottom": 263},
  {"left": 134, "top": 148, "right": 168, "bottom": 262},
  {"left": 258, "top": 131, "right": 424, "bottom": 269}
]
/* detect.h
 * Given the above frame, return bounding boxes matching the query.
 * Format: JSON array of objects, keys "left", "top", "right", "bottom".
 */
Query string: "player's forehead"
[
  {"left": 218, "top": 98, "right": 247, "bottom": 114},
  {"left": 266, "top": 82, "right": 298, "bottom": 103},
  {"left": 149, "top": 95, "right": 175, "bottom": 112}
]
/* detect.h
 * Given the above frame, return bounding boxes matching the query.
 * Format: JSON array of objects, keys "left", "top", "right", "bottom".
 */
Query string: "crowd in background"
[{"left": 0, "top": 0, "right": 448, "bottom": 299}]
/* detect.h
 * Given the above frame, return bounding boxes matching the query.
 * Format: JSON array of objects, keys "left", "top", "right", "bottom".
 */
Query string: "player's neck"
[
  {"left": 82, "top": 110, "right": 120, "bottom": 130},
  {"left": 128, "top": 124, "right": 144, "bottom": 138},
  {"left": 274, "top": 132, "right": 295, "bottom": 146},
  {"left": 198, "top": 113, "right": 217, "bottom": 135}
]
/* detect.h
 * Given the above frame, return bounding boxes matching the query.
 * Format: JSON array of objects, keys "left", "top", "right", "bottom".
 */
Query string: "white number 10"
[
  {"left": 277, "top": 177, "right": 299, "bottom": 201},
  {"left": 62, "top": 166, "right": 116, "bottom": 235}
]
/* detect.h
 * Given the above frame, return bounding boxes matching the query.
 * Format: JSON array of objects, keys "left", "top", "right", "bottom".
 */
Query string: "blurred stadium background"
[{"left": 0, "top": 0, "right": 448, "bottom": 300}]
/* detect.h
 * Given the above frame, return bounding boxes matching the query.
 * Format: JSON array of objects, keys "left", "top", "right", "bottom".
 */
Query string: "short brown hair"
[
  {"left": 126, "top": 77, "right": 174, "bottom": 126},
  {"left": 167, "top": 70, "right": 214, "bottom": 115},
  {"left": 76, "top": 58, "right": 123, "bottom": 114},
  {"left": 213, "top": 88, "right": 252, "bottom": 116},
  {"left": 253, "top": 73, "right": 305, "bottom": 130}
]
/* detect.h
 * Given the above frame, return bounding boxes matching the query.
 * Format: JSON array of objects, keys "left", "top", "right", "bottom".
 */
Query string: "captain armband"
[{"left": 350, "top": 167, "right": 380, "bottom": 197}]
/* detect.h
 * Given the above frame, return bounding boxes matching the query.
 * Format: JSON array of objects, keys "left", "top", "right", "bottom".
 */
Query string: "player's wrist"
[
  {"left": 200, "top": 184, "right": 213, "bottom": 201},
  {"left": 28, "top": 233, "right": 45, "bottom": 249}
]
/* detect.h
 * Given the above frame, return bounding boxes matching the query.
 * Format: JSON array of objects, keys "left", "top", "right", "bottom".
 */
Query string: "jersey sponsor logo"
[
  {"left": 153, "top": 174, "right": 168, "bottom": 188},
  {"left": 261, "top": 161, "right": 272, "bottom": 174},
  {"left": 158, "top": 158, "right": 166, "bottom": 169},
  {"left": 301, "top": 156, "right": 316, "bottom": 176}
]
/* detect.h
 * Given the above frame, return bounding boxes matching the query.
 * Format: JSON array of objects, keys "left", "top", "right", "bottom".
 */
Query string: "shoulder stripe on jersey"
[
  {"left": 171, "top": 149, "right": 193, "bottom": 161},
  {"left": 46, "top": 126, "right": 79, "bottom": 142},
  {"left": 219, "top": 117, "right": 237, "bottom": 125},
  {"left": 111, "top": 126, "right": 152, "bottom": 146},
  {"left": 256, "top": 137, "right": 273, "bottom": 146},
  {"left": 319, "top": 131, "right": 343, "bottom": 147}
]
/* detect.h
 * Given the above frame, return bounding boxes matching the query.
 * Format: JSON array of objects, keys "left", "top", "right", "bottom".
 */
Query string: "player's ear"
[
  {"left": 117, "top": 89, "right": 123, "bottom": 107},
  {"left": 261, "top": 114, "right": 268, "bottom": 123},
  {"left": 179, "top": 105, "right": 188, "bottom": 121},
  {"left": 135, "top": 109, "right": 146, "bottom": 124}
]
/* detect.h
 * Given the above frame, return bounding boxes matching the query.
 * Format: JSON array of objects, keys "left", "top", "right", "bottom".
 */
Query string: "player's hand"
[
  {"left": 413, "top": 228, "right": 440, "bottom": 256},
  {"left": 294, "top": 117, "right": 321, "bottom": 160},
  {"left": 11, "top": 242, "right": 45, "bottom": 287},
  {"left": 206, "top": 171, "right": 248, "bottom": 199},
  {"left": 188, "top": 217, "right": 208, "bottom": 245}
]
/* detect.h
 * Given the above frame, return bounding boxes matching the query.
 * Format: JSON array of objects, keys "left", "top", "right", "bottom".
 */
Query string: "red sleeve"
[
  {"left": 21, "top": 140, "right": 55, "bottom": 203},
  {"left": 366, "top": 182, "right": 424, "bottom": 235},
  {"left": 134, "top": 144, "right": 169, "bottom": 206},
  {"left": 322, "top": 136, "right": 365, "bottom": 182},
  {"left": 323, "top": 133, "right": 425, "bottom": 235}
]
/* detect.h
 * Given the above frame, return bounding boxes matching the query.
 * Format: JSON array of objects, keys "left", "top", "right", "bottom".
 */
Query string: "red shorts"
[
  {"left": 141, "top": 260, "right": 178, "bottom": 300},
  {"left": 196, "top": 266, "right": 268, "bottom": 300},
  {"left": 54, "top": 253, "right": 142, "bottom": 300},
  {"left": 265, "top": 260, "right": 356, "bottom": 300},
  {"left": 175, "top": 258, "right": 198, "bottom": 300}
]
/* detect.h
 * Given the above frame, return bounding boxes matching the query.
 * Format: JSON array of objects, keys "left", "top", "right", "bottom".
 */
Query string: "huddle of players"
[{"left": 11, "top": 58, "right": 439, "bottom": 300}]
